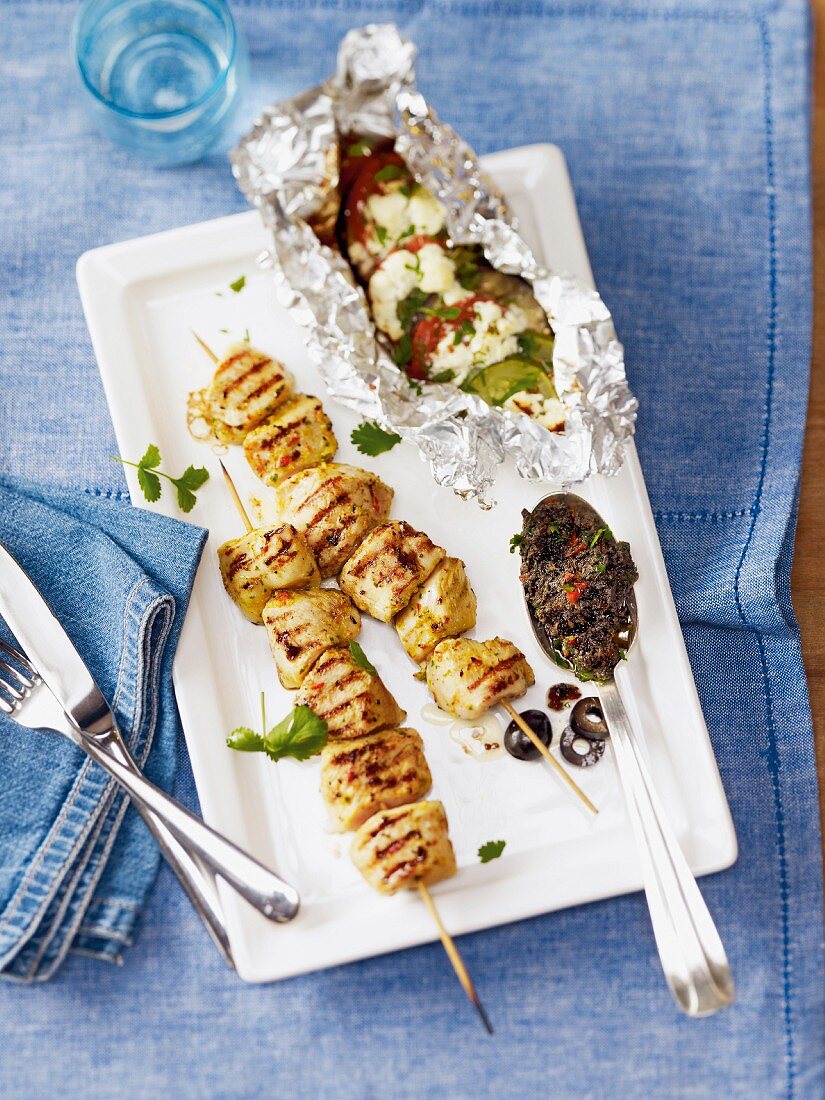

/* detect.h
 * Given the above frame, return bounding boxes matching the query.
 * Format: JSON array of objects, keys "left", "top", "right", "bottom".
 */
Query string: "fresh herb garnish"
[
  {"left": 407, "top": 376, "right": 423, "bottom": 395},
  {"left": 374, "top": 164, "right": 404, "bottom": 183},
  {"left": 226, "top": 695, "right": 328, "bottom": 763},
  {"left": 590, "top": 526, "right": 612, "bottom": 548},
  {"left": 219, "top": 328, "right": 229, "bottom": 334},
  {"left": 349, "top": 641, "right": 377, "bottom": 676},
  {"left": 394, "top": 332, "right": 413, "bottom": 367},
  {"left": 617, "top": 647, "right": 627, "bottom": 661},
  {"left": 404, "top": 252, "right": 422, "bottom": 276},
  {"left": 229, "top": 275, "right": 246, "bottom": 294},
  {"left": 398, "top": 223, "right": 416, "bottom": 242},
  {"left": 478, "top": 839, "right": 506, "bottom": 864},
  {"left": 593, "top": 561, "right": 606, "bottom": 574},
  {"left": 422, "top": 306, "right": 460, "bottom": 320},
  {"left": 347, "top": 141, "right": 372, "bottom": 157},
  {"left": 351, "top": 421, "right": 402, "bottom": 456},
  {"left": 430, "top": 369, "right": 456, "bottom": 384},
  {"left": 243, "top": 328, "right": 250, "bottom": 343},
  {"left": 399, "top": 182, "right": 416, "bottom": 198},
  {"left": 452, "top": 247, "right": 481, "bottom": 291},
  {"left": 397, "top": 288, "right": 428, "bottom": 331},
  {"left": 452, "top": 318, "right": 476, "bottom": 345},
  {"left": 509, "top": 533, "right": 523, "bottom": 554},
  {"left": 375, "top": 225, "right": 388, "bottom": 246},
  {"left": 114, "top": 444, "right": 209, "bottom": 513}
]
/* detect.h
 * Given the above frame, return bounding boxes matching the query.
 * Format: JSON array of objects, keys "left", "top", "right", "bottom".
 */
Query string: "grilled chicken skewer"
[{"left": 211, "top": 447, "right": 492, "bottom": 1032}]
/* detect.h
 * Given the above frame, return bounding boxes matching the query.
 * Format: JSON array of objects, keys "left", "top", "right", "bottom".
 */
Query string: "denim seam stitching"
[
  {"left": 729, "top": 18, "right": 795, "bottom": 1099},
  {"left": 0, "top": 577, "right": 149, "bottom": 944}
]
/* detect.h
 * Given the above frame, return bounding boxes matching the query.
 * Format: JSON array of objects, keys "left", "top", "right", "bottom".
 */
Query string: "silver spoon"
[{"left": 522, "top": 493, "right": 735, "bottom": 1018}]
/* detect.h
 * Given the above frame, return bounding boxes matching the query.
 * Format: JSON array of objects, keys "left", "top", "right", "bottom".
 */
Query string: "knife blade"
[{"left": 0, "top": 542, "right": 112, "bottom": 735}]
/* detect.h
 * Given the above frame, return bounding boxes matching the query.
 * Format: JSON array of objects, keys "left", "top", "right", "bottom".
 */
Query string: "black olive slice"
[
  {"left": 504, "top": 709, "right": 553, "bottom": 761},
  {"left": 570, "top": 697, "right": 609, "bottom": 742},
  {"left": 560, "top": 725, "right": 605, "bottom": 767}
]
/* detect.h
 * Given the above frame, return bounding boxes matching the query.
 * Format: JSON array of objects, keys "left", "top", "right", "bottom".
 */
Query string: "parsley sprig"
[
  {"left": 351, "top": 421, "right": 402, "bottom": 456},
  {"left": 227, "top": 694, "right": 328, "bottom": 763},
  {"left": 114, "top": 444, "right": 209, "bottom": 513}
]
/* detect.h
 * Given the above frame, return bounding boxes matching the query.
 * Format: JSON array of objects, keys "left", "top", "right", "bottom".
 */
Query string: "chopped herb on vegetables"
[
  {"left": 509, "top": 533, "right": 523, "bottom": 554},
  {"left": 397, "top": 288, "right": 428, "bottom": 331},
  {"left": 394, "top": 332, "right": 413, "bottom": 366},
  {"left": 398, "top": 223, "right": 416, "bottom": 241},
  {"left": 347, "top": 141, "right": 372, "bottom": 157},
  {"left": 453, "top": 318, "right": 476, "bottom": 345},
  {"left": 430, "top": 368, "right": 456, "bottom": 383},
  {"left": 374, "top": 163, "right": 404, "bottom": 182},
  {"left": 351, "top": 421, "right": 402, "bottom": 456},
  {"left": 114, "top": 444, "right": 209, "bottom": 513},
  {"left": 375, "top": 225, "right": 388, "bottom": 246}
]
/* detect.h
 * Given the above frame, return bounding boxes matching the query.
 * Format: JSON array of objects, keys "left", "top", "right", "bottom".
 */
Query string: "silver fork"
[{"left": 0, "top": 641, "right": 247, "bottom": 966}]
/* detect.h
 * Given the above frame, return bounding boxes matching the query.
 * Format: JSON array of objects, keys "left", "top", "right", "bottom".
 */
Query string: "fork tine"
[
  {"left": 0, "top": 639, "right": 37, "bottom": 685},
  {"left": 0, "top": 675, "right": 25, "bottom": 702}
]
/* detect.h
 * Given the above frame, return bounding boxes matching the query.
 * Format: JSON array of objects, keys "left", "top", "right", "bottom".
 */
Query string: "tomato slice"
[{"left": 344, "top": 150, "right": 411, "bottom": 256}]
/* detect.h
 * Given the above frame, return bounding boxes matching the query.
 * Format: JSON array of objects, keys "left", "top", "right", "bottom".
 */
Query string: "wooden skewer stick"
[
  {"left": 218, "top": 459, "right": 493, "bottom": 1033},
  {"left": 220, "top": 461, "right": 254, "bottom": 533},
  {"left": 418, "top": 883, "right": 493, "bottom": 1035},
  {"left": 191, "top": 329, "right": 219, "bottom": 363},
  {"left": 500, "top": 700, "right": 598, "bottom": 815}
]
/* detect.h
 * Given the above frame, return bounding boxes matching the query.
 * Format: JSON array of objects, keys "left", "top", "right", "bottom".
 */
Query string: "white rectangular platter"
[{"left": 77, "top": 144, "right": 737, "bottom": 983}]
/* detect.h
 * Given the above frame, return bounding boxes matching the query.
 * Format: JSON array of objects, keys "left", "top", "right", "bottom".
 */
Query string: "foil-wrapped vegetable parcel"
[{"left": 230, "top": 24, "right": 637, "bottom": 503}]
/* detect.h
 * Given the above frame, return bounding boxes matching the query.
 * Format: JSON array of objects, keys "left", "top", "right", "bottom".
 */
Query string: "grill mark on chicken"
[
  {"left": 467, "top": 653, "right": 523, "bottom": 691},
  {"left": 219, "top": 357, "right": 275, "bottom": 397},
  {"left": 384, "top": 850, "right": 426, "bottom": 884},
  {"left": 225, "top": 551, "right": 250, "bottom": 580},
  {"left": 376, "top": 829, "right": 422, "bottom": 860}
]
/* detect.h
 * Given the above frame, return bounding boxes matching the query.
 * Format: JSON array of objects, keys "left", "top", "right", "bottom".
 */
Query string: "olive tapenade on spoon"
[
  {"left": 517, "top": 493, "right": 734, "bottom": 1019},
  {"left": 518, "top": 495, "right": 638, "bottom": 683}
]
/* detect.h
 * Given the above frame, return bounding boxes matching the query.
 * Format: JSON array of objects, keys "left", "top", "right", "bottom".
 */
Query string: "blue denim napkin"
[
  {"left": 0, "top": 476, "right": 206, "bottom": 981},
  {"left": 0, "top": 0, "right": 822, "bottom": 1096}
]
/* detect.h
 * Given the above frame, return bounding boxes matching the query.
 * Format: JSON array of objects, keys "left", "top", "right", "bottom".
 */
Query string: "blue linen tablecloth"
[{"left": 0, "top": 0, "right": 822, "bottom": 1096}]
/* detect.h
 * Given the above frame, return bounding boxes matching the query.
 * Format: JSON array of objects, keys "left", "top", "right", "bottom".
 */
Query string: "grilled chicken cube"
[
  {"left": 217, "top": 524, "right": 320, "bottom": 624},
  {"left": 320, "top": 728, "right": 432, "bottom": 832},
  {"left": 339, "top": 521, "right": 445, "bottom": 622},
  {"left": 204, "top": 344, "right": 293, "bottom": 444},
  {"left": 350, "top": 801, "right": 457, "bottom": 895},
  {"left": 275, "top": 463, "right": 394, "bottom": 578},
  {"left": 426, "top": 636, "right": 535, "bottom": 720},
  {"left": 295, "top": 646, "right": 405, "bottom": 738},
  {"left": 394, "top": 557, "right": 477, "bottom": 662},
  {"left": 243, "top": 394, "right": 337, "bottom": 487},
  {"left": 262, "top": 590, "right": 360, "bottom": 689}
]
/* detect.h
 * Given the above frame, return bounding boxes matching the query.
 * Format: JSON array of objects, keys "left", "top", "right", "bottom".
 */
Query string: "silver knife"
[{"left": 0, "top": 541, "right": 299, "bottom": 925}]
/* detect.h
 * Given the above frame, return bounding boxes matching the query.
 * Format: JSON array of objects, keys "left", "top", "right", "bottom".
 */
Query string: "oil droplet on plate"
[
  {"left": 447, "top": 714, "right": 504, "bottom": 761},
  {"left": 421, "top": 702, "right": 454, "bottom": 727}
]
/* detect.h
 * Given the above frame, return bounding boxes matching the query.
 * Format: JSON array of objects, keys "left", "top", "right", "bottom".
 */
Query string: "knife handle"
[{"left": 81, "top": 730, "right": 300, "bottom": 924}]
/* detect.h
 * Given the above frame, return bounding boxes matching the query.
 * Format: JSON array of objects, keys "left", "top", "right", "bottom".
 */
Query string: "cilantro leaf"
[
  {"left": 263, "top": 705, "right": 328, "bottom": 763},
  {"left": 478, "top": 840, "right": 506, "bottom": 864},
  {"left": 349, "top": 641, "right": 377, "bottom": 676},
  {"left": 139, "top": 443, "right": 161, "bottom": 470},
  {"left": 351, "top": 421, "right": 402, "bottom": 456},
  {"left": 137, "top": 465, "right": 162, "bottom": 503},
  {"left": 397, "top": 223, "right": 415, "bottom": 241},
  {"left": 114, "top": 446, "right": 209, "bottom": 512},
  {"left": 375, "top": 225, "right": 388, "bottom": 246},
  {"left": 171, "top": 465, "right": 210, "bottom": 513},
  {"left": 226, "top": 726, "right": 266, "bottom": 752},
  {"left": 374, "top": 164, "right": 404, "bottom": 182},
  {"left": 229, "top": 275, "right": 246, "bottom": 293},
  {"left": 509, "top": 533, "right": 523, "bottom": 554},
  {"left": 347, "top": 141, "right": 372, "bottom": 157}
]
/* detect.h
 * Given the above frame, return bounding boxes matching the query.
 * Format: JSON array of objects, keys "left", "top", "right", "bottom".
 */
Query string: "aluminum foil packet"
[{"left": 231, "top": 23, "right": 636, "bottom": 504}]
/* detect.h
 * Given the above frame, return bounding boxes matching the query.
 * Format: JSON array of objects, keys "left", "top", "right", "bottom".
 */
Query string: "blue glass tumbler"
[{"left": 72, "top": 0, "right": 248, "bottom": 166}]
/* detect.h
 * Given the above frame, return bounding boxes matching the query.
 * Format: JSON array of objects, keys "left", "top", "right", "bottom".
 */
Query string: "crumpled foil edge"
[{"left": 231, "top": 23, "right": 637, "bottom": 505}]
